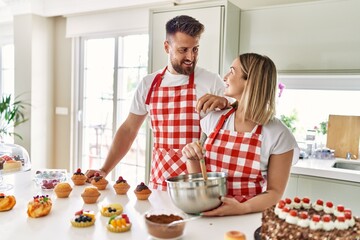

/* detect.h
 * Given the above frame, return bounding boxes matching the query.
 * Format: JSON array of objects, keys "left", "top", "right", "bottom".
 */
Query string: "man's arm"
[
  {"left": 195, "top": 94, "right": 230, "bottom": 115},
  {"left": 85, "top": 112, "right": 147, "bottom": 178}
]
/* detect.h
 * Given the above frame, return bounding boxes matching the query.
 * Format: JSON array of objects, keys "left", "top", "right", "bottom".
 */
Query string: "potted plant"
[{"left": 0, "top": 94, "right": 29, "bottom": 141}]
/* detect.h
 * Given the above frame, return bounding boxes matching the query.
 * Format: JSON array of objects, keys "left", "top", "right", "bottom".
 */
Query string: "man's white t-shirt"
[
  {"left": 130, "top": 66, "right": 226, "bottom": 117},
  {"left": 200, "top": 110, "right": 300, "bottom": 173}
]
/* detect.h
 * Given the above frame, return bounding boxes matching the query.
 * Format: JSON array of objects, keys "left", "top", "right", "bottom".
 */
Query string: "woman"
[{"left": 182, "top": 53, "right": 299, "bottom": 216}]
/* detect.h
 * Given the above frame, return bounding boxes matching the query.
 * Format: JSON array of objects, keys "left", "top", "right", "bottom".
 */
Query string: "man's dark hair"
[{"left": 166, "top": 15, "right": 204, "bottom": 39}]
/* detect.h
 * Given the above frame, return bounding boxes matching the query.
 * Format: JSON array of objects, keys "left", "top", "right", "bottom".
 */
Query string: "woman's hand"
[
  {"left": 84, "top": 169, "right": 107, "bottom": 183},
  {"left": 201, "top": 197, "right": 247, "bottom": 217},
  {"left": 182, "top": 141, "right": 204, "bottom": 161}
]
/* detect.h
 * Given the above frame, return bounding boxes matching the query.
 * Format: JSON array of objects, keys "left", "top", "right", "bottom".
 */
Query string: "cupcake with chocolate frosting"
[
  {"left": 71, "top": 168, "right": 87, "bottom": 186},
  {"left": 134, "top": 182, "right": 152, "bottom": 200},
  {"left": 113, "top": 176, "right": 131, "bottom": 195}
]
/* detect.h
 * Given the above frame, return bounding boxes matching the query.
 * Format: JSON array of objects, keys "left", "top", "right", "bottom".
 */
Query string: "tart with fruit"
[
  {"left": 27, "top": 195, "right": 52, "bottom": 218},
  {"left": 71, "top": 209, "right": 96, "bottom": 227},
  {"left": 91, "top": 172, "right": 108, "bottom": 190},
  {"left": 0, "top": 193, "right": 16, "bottom": 211},
  {"left": 113, "top": 176, "right": 131, "bottom": 195},
  {"left": 100, "top": 203, "right": 123, "bottom": 217},
  {"left": 71, "top": 168, "right": 87, "bottom": 186},
  {"left": 107, "top": 213, "right": 131, "bottom": 233}
]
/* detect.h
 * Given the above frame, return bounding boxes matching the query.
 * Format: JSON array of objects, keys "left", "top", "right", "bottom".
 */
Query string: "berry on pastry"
[
  {"left": 134, "top": 182, "right": 152, "bottom": 200},
  {"left": 81, "top": 187, "right": 101, "bottom": 204},
  {"left": 71, "top": 209, "right": 96, "bottom": 227},
  {"left": 91, "top": 172, "right": 108, "bottom": 190},
  {"left": 71, "top": 168, "right": 87, "bottom": 186},
  {"left": 1, "top": 155, "right": 22, "bottom": 172},
  {"left": 113, "top": 176, "right": 131, "bottom": 195},
  {"left": 107, "top": 213, "right": 132, "bottom": 233},
  {"left": 54, "top": 182, "right": 73, "bottom": 198},
  {"left": 100, "top": 203, "right": 123, "bottom": 217},
  {"left": 0, "top": 193, "right": 16, "bottom": 211},
  {"left": 27, "top": 195, "right": 52, "bottom": 218}
]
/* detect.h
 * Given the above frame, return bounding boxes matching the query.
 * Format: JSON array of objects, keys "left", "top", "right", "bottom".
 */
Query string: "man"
[{"left": 85, "top": 15, "right": 229, "bottom": 190}]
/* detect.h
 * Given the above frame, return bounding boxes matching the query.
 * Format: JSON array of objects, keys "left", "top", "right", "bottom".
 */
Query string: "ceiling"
[{"left": 0, "top": 0, "right": 331, "bottom": 23}]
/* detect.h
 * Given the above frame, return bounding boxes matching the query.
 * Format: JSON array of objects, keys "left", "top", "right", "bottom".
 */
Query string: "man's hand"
[{"left": 196, "top": 94, "right": 229, "bottom": 114}]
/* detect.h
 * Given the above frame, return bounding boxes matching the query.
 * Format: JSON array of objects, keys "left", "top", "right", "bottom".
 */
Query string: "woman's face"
[{"left": 223, "top": 57, "right": 246, "bottom": 99}]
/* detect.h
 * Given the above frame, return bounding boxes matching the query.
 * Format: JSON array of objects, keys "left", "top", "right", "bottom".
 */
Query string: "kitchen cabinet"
[
  {"left": 284, "top": 174, "right": 360, "bottom": 216},
  {"left": 149, "top": 0, "right": 241, "bottom": 76}
]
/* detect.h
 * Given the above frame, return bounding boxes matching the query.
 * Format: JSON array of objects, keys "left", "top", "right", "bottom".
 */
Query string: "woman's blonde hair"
[{"left": 238, "top": 53, "right": 277, "bottom": 125}]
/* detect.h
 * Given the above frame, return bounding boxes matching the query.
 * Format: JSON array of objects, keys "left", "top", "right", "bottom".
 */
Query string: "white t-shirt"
[
  {"left": 130, "top": 66, "right": 226, "bottom": 117},
  {"left": 200, "top": 110, "right": 299, "bottom": 173}
]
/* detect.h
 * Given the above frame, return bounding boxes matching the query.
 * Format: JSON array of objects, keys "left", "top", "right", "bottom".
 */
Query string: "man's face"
[{"left": 165, "top": 32, "right": 200, "bottom": 75}]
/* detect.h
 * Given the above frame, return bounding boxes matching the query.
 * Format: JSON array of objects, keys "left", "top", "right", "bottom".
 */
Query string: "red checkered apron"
[
  {"left": 145, "top": 67, "right": 201, "bottom": 190},
  {"left": 205, "top": 108, "right": 266, "bottom": 202}
]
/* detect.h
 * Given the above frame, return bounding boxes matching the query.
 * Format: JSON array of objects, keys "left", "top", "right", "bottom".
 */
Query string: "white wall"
[{"left": 240, "top": 0, "right": 360, "bottom": 72}]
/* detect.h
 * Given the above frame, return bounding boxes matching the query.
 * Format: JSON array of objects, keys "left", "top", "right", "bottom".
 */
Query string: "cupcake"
[
  {"left": 27, "top": 195, "right": 52, "bottom": 218},
  {"left": 107, "top": 214, "right": 132, "bottom": 233},
  {"left": 71, "top": 209, "right": 96, "bottom": 228},
  {"left": 100, "top": 203, "right": 123, "bottom": 217},
  {"left": 71, "top": 168, "right": 87, "bottom": 186},
  {"left": 113, "top": 176, "right": 131, "bottom": 195},
  {"left": 134, "top": 182, "right": 152, "bottom": 200},
  {"left": 91, "top": 172, "right": 108, "bottom": 190},
  {"left": 81, "top": 187, "right": 101, "bottom": 204},
  {"left": 54, "top": 182, "right": 73, "bottom": 198},
  {"left": 224, "top": 231, "right": 247, "bottom": 240}
]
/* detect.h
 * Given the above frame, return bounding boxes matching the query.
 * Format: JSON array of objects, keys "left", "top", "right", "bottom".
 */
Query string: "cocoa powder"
[{"left": 146, "top": 214, "right": 185, "bottom": 239}]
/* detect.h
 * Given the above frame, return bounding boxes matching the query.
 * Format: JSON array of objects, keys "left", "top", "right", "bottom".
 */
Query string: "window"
[
  {"left": 0, "top": 44, "right": 14, "bottom": 97},
  {"left": 78, "top": 34, "right": 148, "bottom": 186},
  {"left": 276, "top": 74, "right": 360, "bottom": 156}
]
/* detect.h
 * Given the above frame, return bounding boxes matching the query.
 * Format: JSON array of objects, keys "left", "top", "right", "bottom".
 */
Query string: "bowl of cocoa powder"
[{"left": 144, "top": 209, "right": 187, "bottom": 239}]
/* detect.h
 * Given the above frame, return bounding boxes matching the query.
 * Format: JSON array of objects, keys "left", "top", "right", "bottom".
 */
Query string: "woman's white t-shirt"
[
  {"left": 130, "top": 67, "right": 226, "bottom": 116},
  {"left": 200, "top": 110, "right": 299, "bottom": 173}
]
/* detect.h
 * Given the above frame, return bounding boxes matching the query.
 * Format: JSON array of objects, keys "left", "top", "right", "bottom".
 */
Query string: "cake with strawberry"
[
  {"left": 113, "top": 176, "right": 131, "bottom": 195},
  {"left": 260, "top": 197, "right": 360, "bottom": 239},
  {"left": 71, "top": 209, "right": 96, "bottom": 227},
  {"left": 1, "top": 155, "right": 22, "bottom": 172},
  {"left": 106, "top": 213, "right": 132, "bottom": 233},
  {"left": 71, "top": 168, "right": 87, "bottom": 185}
]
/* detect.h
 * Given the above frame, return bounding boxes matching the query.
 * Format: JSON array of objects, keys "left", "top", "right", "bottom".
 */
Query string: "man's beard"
[{"left": 171, "top": 59, "right": 196, "bottom": 75}]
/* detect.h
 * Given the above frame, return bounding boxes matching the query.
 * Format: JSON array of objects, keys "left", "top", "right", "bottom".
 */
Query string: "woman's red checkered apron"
[
  {"left": 145, "top": 67, "right": 201, "bottom": 190},
  {"left": 205, "top": 108, "right": 266, "bottom": 202}
]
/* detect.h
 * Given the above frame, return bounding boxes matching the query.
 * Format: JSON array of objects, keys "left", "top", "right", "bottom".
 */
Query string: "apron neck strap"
[{"left": 208, "top": 108, "right": 235, "bottom": 144}]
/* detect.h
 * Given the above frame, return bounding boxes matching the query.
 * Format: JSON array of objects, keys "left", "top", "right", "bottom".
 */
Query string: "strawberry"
[
  {"left": 312, "top": 215, "right": 320, "bottom": 222},
  {"left": 299, "top": 212, "right": 308, "bottom": 219},
  {"left": 337, "top": 205, "right": 345, "bottom": 212},
  {"left": 302, "top": 197, "right": 310, "bottom": 204},
  {"left": 294, "top": 197, "right": 301, "bottom": 203},
  {"left": 322, "top": 215, "right": 331, "bottom": 222},
  {"left": 289, "top": 210, "right": 297, "bottom": 217},
  {"left": 75, "top": 209, "right": 83, "bottom": 216},
  {"left": 326, "top": 202, "right": 333, "bottom": 208},
  {"left": 344, "top": 211, "right": 352, "bottom": 220},
  {"left": 277, "top": 200, "right": 285, "bottom": 209},
  {"left": 316, "top": 199, "right": 323, "bottom": 205},
  {"left": 337, "top": 216, "right": 345, "bottom": 222}
]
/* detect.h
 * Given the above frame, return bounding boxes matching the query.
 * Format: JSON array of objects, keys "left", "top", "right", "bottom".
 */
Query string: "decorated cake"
[
  {"left": 0, "top": 155, "right": 22, "bottom": 172},
  {"left": 260, "top": 197, "right": 360, "bottom": 239},
  {"left": 134, "top": 182, "right": 152, "bottom": 200},
  {"left": 54, "top": 182, "right": 73, "bottom": 198},
  {"left": 71, "top": 209, "right": 96, "bottom": 227},
  {"left": 0, "top": 193, "right": 16, "bottom": 211},
  {"left": 113, "top": 176, "right": 131, "bottom": 195},
  {"left": 71, "top": 168, "right": 87, "bottom": 185},
  {"left": 106, "top": 213, "right": 132, "bottom": 233},
  {"left": 27, "top": 195, "right": 52, "bottom": 218},
  {"left": 81, "top": 187, "right": 101, "bottom": 204},
  {"left": 91, "top": 172, "right": 108, "bottom": 190},
  {"left": 100, "top": 203, "right": 123, "bottom": 217}
]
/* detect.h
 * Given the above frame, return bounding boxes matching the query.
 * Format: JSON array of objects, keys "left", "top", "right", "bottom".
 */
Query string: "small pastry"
[
  {"left": 2, "top": 155, "right": 22, "bottom": 172},
  {"left": 107, "top": 213, "right": 131, "bottom": 233},
  {"left": 0, "top": 193, "right": 16, "bottom": 211},
  {"left": 71, "top": 209, "right": 96, "bottom": 227},
  {"left": 54, "top": 182, "right": 73, "bottom": 198},
  {"left": 71, "top": 168, "right": 87, "bottom": 186},
  {"left": 113, "top": 176, "right": 130, "bottom": 195},
  {"left": 91, "top": 172, "right": 108, "bottom": 190},
  {"left": 224, "top": 230, "right": 246, "bottom": 240},
  {"left": 27, "top": 195, "right": 52, "bottom": 218},
  {"left": 81, "top": 187, "right": 101, "bottom": 204},
  {"left": 134, "top": 182, "right": 152, "bottom": 200},
  {"left": 100, "top": 203, "right": 123, "bottom": 217}
]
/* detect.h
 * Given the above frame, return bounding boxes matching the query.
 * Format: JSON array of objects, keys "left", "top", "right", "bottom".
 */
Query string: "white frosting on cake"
[
  {"left": 322, "top": 221, "right": 335, "bottom": 231},
  {"left": 293, "top": 202, "right": 301, "bottom": 209},
  {"left": 278, "top": 210, "right": 288, "bottom": 220},
  {"left": 309, "top": 220, "right": 323, "bottom": 230},
  {"left": 285, "top": 215, "right": 298, "bottom": 224},
  {"left": 297, "top": 219, "right": 310, "bottom": 228},
  {"left": 334, "top": 220, "right": 348, "bottom": 230},
  {"left": 346, "top": 218, "right": 355, "bottom": 227},
  {"left": 324, "top": 205, "right": 334, "bottom": 214},
  {"left": 312, "top": 203, "right": 324, "bottom": 211}
]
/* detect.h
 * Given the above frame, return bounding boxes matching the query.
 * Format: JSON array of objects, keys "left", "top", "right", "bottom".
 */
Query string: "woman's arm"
[{"left": 201, "top": 149, "right": 293, "bottom": 216}]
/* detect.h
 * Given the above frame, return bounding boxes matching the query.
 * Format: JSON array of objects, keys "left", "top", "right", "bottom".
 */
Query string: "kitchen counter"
[
  {"left": 291, "top": 158, "right": 360, "bottom": 183},
  {"left": 0, "top": 171, "right": 261, "bottom": 240}
]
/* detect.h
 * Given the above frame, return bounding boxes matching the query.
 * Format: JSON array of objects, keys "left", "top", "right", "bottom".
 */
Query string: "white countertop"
[
  {"left": 291, "top": 158, "right": 360, "bottom": 183},
  {"left": 0, "top": 171, "right": 261, "bottom": 240}
]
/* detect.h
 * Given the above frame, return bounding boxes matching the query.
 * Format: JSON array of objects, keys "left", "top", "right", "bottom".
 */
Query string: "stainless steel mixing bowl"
[{"left": 166, "top": 172, "right": 227, "bottom": 214}]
